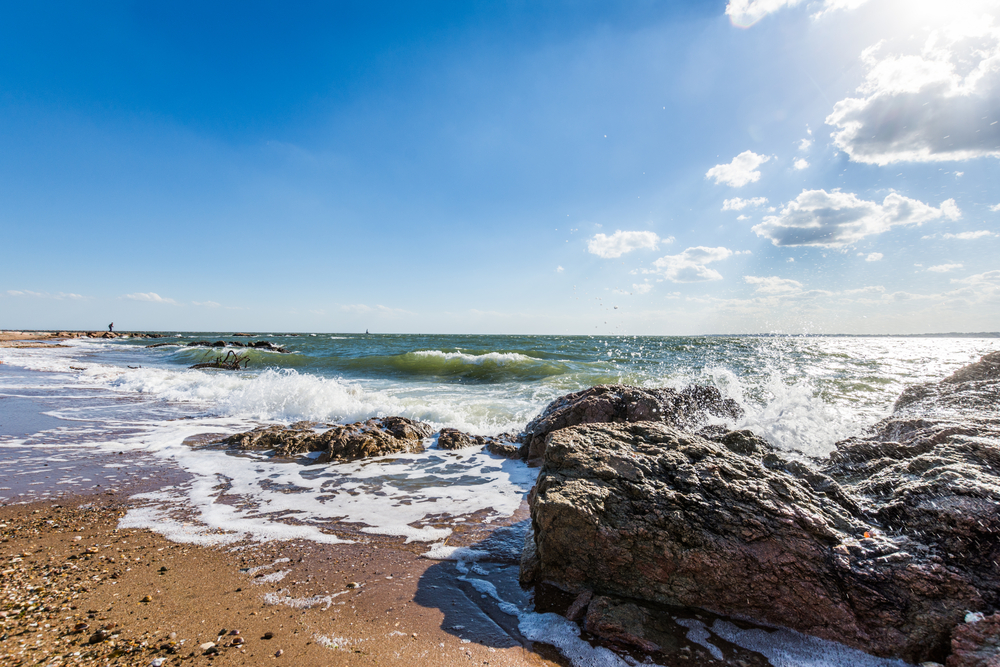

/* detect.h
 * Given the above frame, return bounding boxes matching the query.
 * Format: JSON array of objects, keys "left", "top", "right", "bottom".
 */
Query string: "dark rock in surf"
[
  {"left": 310, "top": 416, "right": 433, "bottom": 462},
  {"left": 522, "top": 352, "right": 1000, "bottom": 663},
  {"left": 185, "top": 339, "right": 290, "bottom": 353},
  {"left": 583, "top": 595, "right": 662, "bottom": 652},
  {"left": 519, "top": 384, "right": 742, "bottom": 460},
  {"left": 219, "top": 421, "right": 319, "bottom": 452},
  {"left": 436, "top": 428, "right": 483, "bottom": 450},
  {"left": 216, "top": 416, "right": 433, "bottom": 462},
  {"left": 486, "top": 440, "right": 522, "bottom": 459}
]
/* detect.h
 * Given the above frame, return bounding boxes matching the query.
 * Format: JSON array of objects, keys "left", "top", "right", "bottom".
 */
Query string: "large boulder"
[
  {"left": 519, "top": 384, "right": 742, "bottom": 460},
  {"left": 522, "top": 352, "right": 1000, "bottom": 663}
]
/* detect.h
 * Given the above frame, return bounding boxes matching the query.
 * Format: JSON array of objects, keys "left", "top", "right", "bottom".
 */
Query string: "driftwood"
[{"left": 190, "top": 350, "right": 249, "bottom": 371}]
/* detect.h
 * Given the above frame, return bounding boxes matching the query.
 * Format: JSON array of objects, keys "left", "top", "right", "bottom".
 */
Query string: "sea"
[{"left": 2, "top": 332, "right": 997, "bottom": 666}]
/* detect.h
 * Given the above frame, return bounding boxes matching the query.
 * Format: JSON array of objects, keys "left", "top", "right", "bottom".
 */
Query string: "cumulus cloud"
[
  {"left": 645, "top": 246, "right": 743, "bottom": 283},
  {"left": 744, "top": 275, "right": 803, "bottom": 294},
  {"left": 122, "top": 292, "right": 178, "bottom": 304},
  {"left": 798, "top": 138, "right": 813, "bottom": 151},
  {"left": 865, "top": 252, "right": 883, "bottom": 261},
  {"left": 827, "top": 17, "right": 1000, "bottom": 165},
  {"left": 722, "top": 197, "right": 768, "bottom": 211},
  {"left": 793, "top": 158, "right": 810, "bottom": 170},
  {"left": 587, "top": 230, "right": 665, "bottom": 258},
  {"left": 706, "top": 151, "right": 771, "bottom": 187},
  {"left": 725, "top": 0, "right": 868, "bottom": 27},
  {"left": 928, "top": 263, "right": 963, "bottom": 272},
  {"left": 633, "top": 283, "right": 653, "bottom": 294},
  {"left": 990, "top": 204, "right": 1000, "bottom": 212},
  {"left": 752, "top": 189, "right": 961, "bottom": 247}
]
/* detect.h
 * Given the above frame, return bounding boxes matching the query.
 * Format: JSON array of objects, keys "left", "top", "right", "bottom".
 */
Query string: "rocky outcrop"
[
  {"left": 216, "top": 417, "right": 433, "bottom": 462},
  {"left": 522, "top": 352, "right": 1000, "bottom": 663},
  {"left": 84, "top": 331, "right": 165, "bottom": 339},
  {"left": 948, "top": 613, "right": 1000, "bottom": 667},
  {"left": 519, "top": 384, "right": 742, "bottom": 460}
]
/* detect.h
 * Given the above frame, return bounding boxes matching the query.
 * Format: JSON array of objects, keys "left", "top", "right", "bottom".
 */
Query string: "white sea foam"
[
  {"left": 710, "top": 619, "right": 913, "bottom": 667},
  {"left": 111, "top": 416, "right": 536, "bottom": 547},
  {"left": 675, "top": 619, "right": 724, "bottom": 660}
]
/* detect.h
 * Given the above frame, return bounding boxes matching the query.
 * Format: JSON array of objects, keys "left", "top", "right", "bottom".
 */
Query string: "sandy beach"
[{"left": 0, "top": 491, "right": 567, "bottom": 667}]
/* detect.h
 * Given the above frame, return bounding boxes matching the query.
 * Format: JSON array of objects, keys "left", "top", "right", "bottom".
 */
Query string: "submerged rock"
[
  {"left": 519, "top": 384, "right": 742, "bottom": 460},
  {"left": 215, "top": 417, "right": 433, "bottom": 462},
  {"left": 522, "top": 352, "right": 1000, "bottom": 663}
]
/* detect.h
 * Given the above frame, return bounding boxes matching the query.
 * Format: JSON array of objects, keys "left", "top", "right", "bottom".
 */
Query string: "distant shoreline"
[{"left": 3, "top": 329, "right": 999, "bottom": 340}]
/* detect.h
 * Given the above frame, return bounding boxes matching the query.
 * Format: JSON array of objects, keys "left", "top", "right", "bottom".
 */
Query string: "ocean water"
[
  {"left": 1, "top": 332, "right": 996, "bottom": 666},
  {"left": 2, "top": 332, "right": 997, "bottom": 537}
]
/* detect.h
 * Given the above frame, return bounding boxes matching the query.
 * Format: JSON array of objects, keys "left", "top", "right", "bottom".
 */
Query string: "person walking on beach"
[{"left": 108, "top": 322, "right": 114, "bottom": 332}]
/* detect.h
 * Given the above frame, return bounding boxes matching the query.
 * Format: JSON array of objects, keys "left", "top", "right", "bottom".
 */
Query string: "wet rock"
[
  {"left": 437, "top": 428, "right": 482, "bottom": 450},
  {"left": 312, "top": 417, "right": 433, "bottom": 462},
  {"left": 519, "top": 384, "right": 743, "bottom": 460},
  {"left": 486, "top": 440, "right": 522, "bottom": 459},
  {"left": 947, "top": 613, "right": 1000, "bottom": 667},
  {"left": 217, "top": 422, "right": 318, "bottom": 452},
  {"left": 583, "top": 595, "right": 660, "bottom": 652},
  {"left": 523, "top": 352, "right": 1000, "bottom": 663},
  {"left": 215, "top": 417, "right": 432, "bottom": 461},
  {"left": 565, "top": 589, "right": 593, "bottom": 622}
]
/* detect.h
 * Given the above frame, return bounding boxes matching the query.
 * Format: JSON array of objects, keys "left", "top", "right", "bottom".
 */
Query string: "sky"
[{"left": 2, "top": 0, "right": 999, "bottom": 335}]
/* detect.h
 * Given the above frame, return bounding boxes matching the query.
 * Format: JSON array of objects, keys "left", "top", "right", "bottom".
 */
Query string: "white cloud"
[
  {"left": 556, "top": 266, "right": 565, "bottom": 273},
  {"left": 827, "top": 17, "right": 1000, "bottom": 165},
  {"left": 865, "top": 252, "right": 883, "bottom": 262},
  {"left": 990, "top": 204, "right": 1000, "bottom": 212},
  {"left": 6, "top": 290, "right": 86, "bottom": 300},
  {"left": 744, "top": 275, "right": 803, "bottom": 294},
  {"left": 952, "top": 270, "right": 1000, "bottom": 285},
  {"left": 737, "top": 214, "right": 749, "bottom": 221},
  {"left": 928, "top": 263, "right": 964, "bottom": 272},
  {"left": 633, "top": 283, "right": 653, "bottom": 294},
  {"left": 193, "top": 301, "right": 221, "bottom": 308},
  {"left": 725, "top": 0, "right": 868, "bottom": 27},
  {"left": 122, "top": 292, "right": 178, "bottom": 304},
  {"left": 752, "top": 189, "right": 961, "bottom": 247},
  {"left": 706, "top": 151, "right": 771, "bottom": 187},
  {"left": 645, "top": 246, "right": 742, "bottom": 283},
  {"left": 587, "top": 230, "right": 665, "bottom": 258},
  {"left": 925, "top": 230, "right": 997, "bottom": 240},
  {"left": 798, "top": 138, "right": 813, "bottom": 151},
  {"left": 793, "top": 158, "right": 810, "bottom": 170},
  {"left": 722, "top": 197, "right": 768, "bottom": 211}
]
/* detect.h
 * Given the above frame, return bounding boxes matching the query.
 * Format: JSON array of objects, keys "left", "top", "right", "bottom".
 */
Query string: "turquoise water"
[{"left": 100, "top": 332, "right": 998, "bottom": 451}]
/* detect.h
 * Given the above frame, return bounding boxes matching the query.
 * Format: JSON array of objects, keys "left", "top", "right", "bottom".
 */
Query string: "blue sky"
[{"left": 2, "top": 0, "right": 998, "bottom": 334}]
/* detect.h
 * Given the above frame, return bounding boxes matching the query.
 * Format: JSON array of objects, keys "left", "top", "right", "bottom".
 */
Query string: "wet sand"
[{"left": 0, "top": 493, "right": 565, "bottom": 667}]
